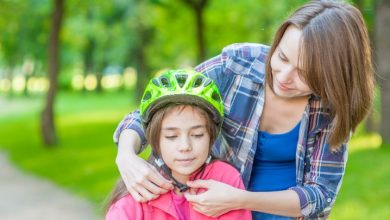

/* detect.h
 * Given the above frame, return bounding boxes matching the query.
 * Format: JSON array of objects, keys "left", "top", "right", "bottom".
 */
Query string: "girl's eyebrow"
[
  {"left": 191, "top": 125, "right": 207, "bottom": 130},
  {"left": 162, "top": 125, "right": 206, "bottom": 130}
]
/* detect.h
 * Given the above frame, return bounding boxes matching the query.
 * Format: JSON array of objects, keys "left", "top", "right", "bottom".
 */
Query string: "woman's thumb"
[{"left": 187, "top": 179, "right": 211, "bottom": 189}]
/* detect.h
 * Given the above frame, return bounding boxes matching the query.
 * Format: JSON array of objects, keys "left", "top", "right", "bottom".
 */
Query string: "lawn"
[
  {"left": 0, "top": 91, "right": 136, "bottom": 214},
  {"left": 0, "top": 92, "right": 389, "bottom": 219}
]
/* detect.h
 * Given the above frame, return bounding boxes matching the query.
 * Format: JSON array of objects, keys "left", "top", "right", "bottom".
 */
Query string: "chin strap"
[
  {"left": 154, "top": 157, "right": 190, "bottom": 192},
  {"left": 154, "top": 154, "right": 212, "bottom": 193}
]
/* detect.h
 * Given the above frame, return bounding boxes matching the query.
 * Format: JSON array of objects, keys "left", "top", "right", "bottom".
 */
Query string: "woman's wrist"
[
  {"left": 232, "top": 188, "right": 249, "bottom": 210},
  {"left": 118, "top": 129, "right": 142, "bottom": 155}
]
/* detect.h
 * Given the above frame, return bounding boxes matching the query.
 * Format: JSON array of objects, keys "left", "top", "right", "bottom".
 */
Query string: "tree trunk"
[
  {"left": 181, "top": 0, "right": 209, "bottom": 63},
  {"left": 135, "top": 25, "right": 153, "bottom": 101},
  {"left": 353, "top": 0, "right": 378, "bottom": 133},
  {"left": 194, "top": 4, "right": 206, "bottom": 63},
  {"left": 41, "top": 0, "right": 64, "bottom": 147},
  {"left": 83, "top": 37, "right": 95, "bottom": 93},
  {"left": 5, "top": 67, "right": 14, "bottom": 98},
  {"left": 377, "top": 0, "right": 390, "bottom": 144}
]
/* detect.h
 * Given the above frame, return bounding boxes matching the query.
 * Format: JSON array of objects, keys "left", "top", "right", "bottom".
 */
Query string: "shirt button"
[
  {"left": 327, "top": 198, "right": 332, "bottom": 203},
  {"left": 230, "top": 128, "right": 235, "bottom": 132}
]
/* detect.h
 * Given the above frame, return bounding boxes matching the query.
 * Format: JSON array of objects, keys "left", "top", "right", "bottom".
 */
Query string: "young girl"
[{"left": 106, "top": 70, "right": 251, "bottom": 220}]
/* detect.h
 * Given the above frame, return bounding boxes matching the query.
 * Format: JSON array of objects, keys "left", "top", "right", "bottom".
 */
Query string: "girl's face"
[
  {"left": 270, "top": 25, "right": 312, "bottom": 99},
  {"left": 159, "top": 105, "right": 210, "bottom": 184}
]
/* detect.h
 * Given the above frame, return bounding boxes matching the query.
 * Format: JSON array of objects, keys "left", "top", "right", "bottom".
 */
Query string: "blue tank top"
[{"left": 248, "top": 121, "right": 300, "bottom": 192}]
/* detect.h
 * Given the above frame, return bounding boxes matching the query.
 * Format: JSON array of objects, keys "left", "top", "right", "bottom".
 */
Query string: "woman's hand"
[
  {"left": 116, "top": 130, "right": 173, "bottom": 202},
  {"left": 116, "top": 153, "right": 173, "bottom": 202},
  {"left": 184, "top": 180, "right": 243, "bottom": 217}
]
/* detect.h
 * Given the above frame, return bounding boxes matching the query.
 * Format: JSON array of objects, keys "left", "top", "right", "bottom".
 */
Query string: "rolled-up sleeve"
[
  {"left": 291, "top": 140, "right": 348, "bottom": 219},
  {"left": 113, "top": 109, "right": 147, "bottom": 152}
]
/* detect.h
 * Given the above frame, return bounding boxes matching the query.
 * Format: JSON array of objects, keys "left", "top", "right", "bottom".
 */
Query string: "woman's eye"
[
  {"left": 165, "top": 136, "right": 177, "bottom": 139},
  {"left": 278, "top": 51, "right": 288, "bottom": 62}
]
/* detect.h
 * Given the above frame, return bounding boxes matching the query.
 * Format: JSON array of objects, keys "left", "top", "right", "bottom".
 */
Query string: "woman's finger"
[
  {"left": 134, "top": 183, "right": 158, "bottom": 201},
  {"left": 147, "top": 165, "right": 173, "bottom": 191},
  {"left": 128, "top": 187, "right": 146, "bottom": 203}
]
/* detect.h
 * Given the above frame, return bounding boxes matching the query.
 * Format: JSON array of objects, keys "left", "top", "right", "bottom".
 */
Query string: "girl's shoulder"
[
  {"left": 203, "top": 161, "right": 244, "bottom": 188},
  {"left": 108, "top": 194, "right": 140, "bottom": 210},
  {"left": 106, "top": 194, "right": 143, "bottom": 219},
  {"left": 207, "top": 160, "right": 239, "bottom": 173}
]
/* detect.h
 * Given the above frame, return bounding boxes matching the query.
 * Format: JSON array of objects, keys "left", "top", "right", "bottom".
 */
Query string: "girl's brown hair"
[
  {"left": 265, "top": 0, "right": 375, "bottom": 150},
  {"left": 105, "top": 104, "right": 219, "bottom": 210}
]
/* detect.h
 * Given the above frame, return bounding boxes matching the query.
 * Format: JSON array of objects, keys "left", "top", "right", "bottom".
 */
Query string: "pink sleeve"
[
  {"left": 105, "top": 195, "right": 143, "bottom": 220},
  {"left": 209, "top": 161, "right": 246, "bottom": 189}
]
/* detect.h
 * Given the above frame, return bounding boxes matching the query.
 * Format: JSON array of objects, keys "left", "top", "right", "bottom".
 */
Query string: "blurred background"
[{"left": 0, "top": 0, "right": 389, "bottom": 219}]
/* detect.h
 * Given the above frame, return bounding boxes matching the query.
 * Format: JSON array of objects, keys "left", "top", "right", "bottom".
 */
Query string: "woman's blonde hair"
[{"left": 266, "top": 0, "right": 375, "bottom": 150}]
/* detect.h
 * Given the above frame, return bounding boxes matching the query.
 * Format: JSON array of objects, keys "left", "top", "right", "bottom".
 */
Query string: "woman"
[{"left": 113, "top": 1, "right": 374, "bottom": 219}]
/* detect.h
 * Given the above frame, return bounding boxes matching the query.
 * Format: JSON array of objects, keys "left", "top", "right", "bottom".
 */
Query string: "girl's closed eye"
[
  {"left": 165, "top": 135, "right": 177, "bottom": 140},
  {"left": 192, "top": 133, "right": 204, "bottom": 138}
]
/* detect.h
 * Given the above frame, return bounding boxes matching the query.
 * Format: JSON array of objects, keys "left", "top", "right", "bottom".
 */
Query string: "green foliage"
[
  {"left": 0, "top": 0, "right": 321, "bottom": 89},
  {"left": 0, "top": 0, "right": 50, "bottom": 66}
]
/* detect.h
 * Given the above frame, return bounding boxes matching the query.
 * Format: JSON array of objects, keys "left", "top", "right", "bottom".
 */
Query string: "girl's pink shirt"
[{"left": 106, "top": 161, "right": 252, "bottom": 220}]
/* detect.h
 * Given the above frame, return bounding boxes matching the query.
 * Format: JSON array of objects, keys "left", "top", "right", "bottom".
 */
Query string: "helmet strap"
[{"left": 154, "top": 156, "right": 189, "bottom": 192}]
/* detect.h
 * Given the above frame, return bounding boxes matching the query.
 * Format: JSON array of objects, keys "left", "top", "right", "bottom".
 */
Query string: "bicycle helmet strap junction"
[{"left": 154, "top": 155, "right": 189, "bottom": 192}]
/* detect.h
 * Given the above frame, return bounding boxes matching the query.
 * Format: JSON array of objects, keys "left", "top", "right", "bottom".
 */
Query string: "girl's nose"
[{"left": 178, "top": 138, "right": 192, "bottom": 151}]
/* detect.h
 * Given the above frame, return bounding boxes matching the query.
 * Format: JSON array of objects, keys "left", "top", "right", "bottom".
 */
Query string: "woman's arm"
[
  {"left": 185, "top": 180, "right": 302, "bottom": 217},
  {"left": 185, "top": 139, "right": 348, "bottom": 218},
  {"left": 239, "top": 189, "right": 301, "bottom": 217}
]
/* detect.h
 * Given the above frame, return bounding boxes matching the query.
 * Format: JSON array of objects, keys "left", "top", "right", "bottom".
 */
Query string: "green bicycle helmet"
[{"left": 140, "top": 69, "right": 224, "bottom": 129}]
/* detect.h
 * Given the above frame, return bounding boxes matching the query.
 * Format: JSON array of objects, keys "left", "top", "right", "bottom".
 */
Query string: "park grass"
[
  {"left": 0, "top": 91, "right": 136, "bottom": 214},
  {"left": 0, "top": 92, "right": 389, "bottom": 219},
  {"left": 329, "top": 134, "right": 390, "bottom": 220}
]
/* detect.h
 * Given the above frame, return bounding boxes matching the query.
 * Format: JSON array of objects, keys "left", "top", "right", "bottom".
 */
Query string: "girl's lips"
[{"left": 175, "top": 158, "right": 195, "bottom": 166}]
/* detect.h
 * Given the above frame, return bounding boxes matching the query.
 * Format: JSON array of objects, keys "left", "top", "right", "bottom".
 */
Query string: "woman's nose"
[{"left": 278, "top": 65, "right": 295, "bottom": 83}]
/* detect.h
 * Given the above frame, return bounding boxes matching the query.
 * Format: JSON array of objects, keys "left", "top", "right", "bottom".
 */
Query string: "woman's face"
[
  {"left": 270, "top": 25, "right": 312, "bottom": 99},
  {"left": 159, "top": 105, "right": 210, "bottom": 183}
]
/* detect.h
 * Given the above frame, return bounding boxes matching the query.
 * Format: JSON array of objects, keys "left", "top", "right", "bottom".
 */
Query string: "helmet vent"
[
  {"left": 175, "top": 74, "right": 188, "bottom": 88},
  {"left": 160, "top": 76, "right": 170, "bottom": 88},
  {"left": 212, "top": 91, "right": 221, "bottom": 102},
  {"left": 152, "top": 79, "right": 160, "bottom": 86},
  {"left": 193, "top": 76, "right": 204, "bottom": 88},
  {"left": 142, "top": 91, "right": 152, "bottom": 101}
]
